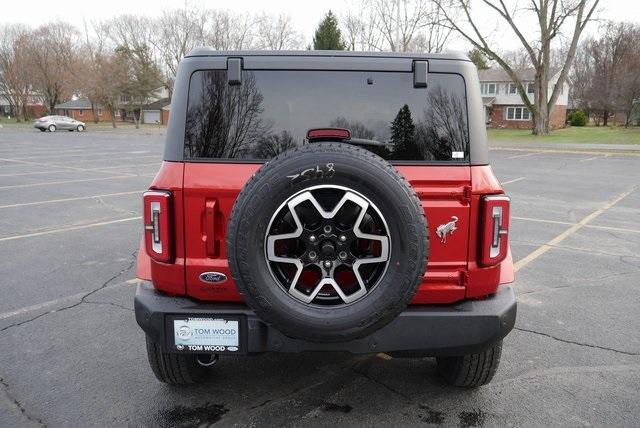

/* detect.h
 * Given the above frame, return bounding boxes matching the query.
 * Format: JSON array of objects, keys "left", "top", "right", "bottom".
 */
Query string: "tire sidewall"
[{"left": 229, "top": 144, "right": 428, "bottom": 342}]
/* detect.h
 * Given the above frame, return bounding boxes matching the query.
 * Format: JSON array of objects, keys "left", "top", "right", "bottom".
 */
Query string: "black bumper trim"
[{"left": 135, "top": 282, "right": 517, "bottom": 356}]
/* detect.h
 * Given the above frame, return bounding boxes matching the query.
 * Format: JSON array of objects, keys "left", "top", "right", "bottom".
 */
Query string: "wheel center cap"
[{"left": 320, "top": 240, "right": 336, "bottom": 258}]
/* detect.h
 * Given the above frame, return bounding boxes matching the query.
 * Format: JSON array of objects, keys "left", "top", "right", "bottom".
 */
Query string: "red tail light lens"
[
  {"left": 307, "top": 128, "right": 351, "bottom": 141},
  {"left": 479, "top": 195, "right": 510, "bottom": 266},
  {"left": 143, "top": 190, "right": 173, "bottom": 263}
]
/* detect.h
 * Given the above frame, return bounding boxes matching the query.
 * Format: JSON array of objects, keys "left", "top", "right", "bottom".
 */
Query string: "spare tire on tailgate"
[{"left": 227, "top": 143, "right": 428, "bottom": 343}]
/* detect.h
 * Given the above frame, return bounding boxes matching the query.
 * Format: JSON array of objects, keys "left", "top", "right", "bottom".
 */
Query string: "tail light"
[
  {"left": 307, "top": 128, "right": 351, "bottom": 141},
  {"left": 143, "top": 190, "right": 173, "bottom": 263},
  {"left": 479, "top": 195, "right": 510, "bottom": 266}
]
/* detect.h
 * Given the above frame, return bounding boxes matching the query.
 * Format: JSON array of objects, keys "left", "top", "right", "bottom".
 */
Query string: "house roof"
[
  {"left": 478, "top": 67, "right": 560, "bottom": 82},
  {"left": 54, "top": 98, "right": 93, "bottom": 109},
  {"left": 144, "top": 98, "right": 170, "bottom": 110}
]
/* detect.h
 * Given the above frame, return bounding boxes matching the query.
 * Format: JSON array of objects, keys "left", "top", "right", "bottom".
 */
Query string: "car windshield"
[{"left": 184, "top": 69, "right": 469, "bottom": 162}]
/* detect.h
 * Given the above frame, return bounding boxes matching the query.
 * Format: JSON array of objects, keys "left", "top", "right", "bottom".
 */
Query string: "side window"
[
  {"left": 527, "top": 83, "right": 535, "bottom": 94},
  {"left": 184, "top": 70, "right": 469, "bottom": 162}
]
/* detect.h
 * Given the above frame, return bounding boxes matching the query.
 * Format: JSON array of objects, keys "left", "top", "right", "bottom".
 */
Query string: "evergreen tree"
[
  {"left": 467, "top": 48, "right": 490, "bottom": 70},
  {"left": 390, "top": 105, "right": 419, "bottom": 160},
  {"left": 312, "top": 11, "right": 346, "bottom": 50}
]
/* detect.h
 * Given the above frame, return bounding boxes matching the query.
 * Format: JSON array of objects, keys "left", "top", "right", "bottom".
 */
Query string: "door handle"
[{"left": 205, "top": 199, "right": 218, "bottom": 257}]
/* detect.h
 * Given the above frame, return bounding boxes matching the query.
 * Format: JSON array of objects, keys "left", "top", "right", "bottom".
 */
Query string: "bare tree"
[
  {"left": 572, "top": 21, "right": 638, "bottom": 126},
  {"left": 434, "top": 0, "right": 599, "bottom": 135},
  {"left": 342, "top": 0, "right": 452, "bottom": 52},
  {"left": 255, "top": 13, "right": 303, "bottom": 50},
  {"left": 152, "top": 5, "right": 208, "bottom": 89},
  {"left": 25, "top": 22, "right": 79, "bottom": 113},
  {"left": 343, "top": 7, "right": 385, "bottom": 51},
  {"left": 206, "top": 10, "right": 257, "bottom": 50},
  {"left": 116, "top": 45, "right": 163, "bottom": 129},
  {"left": 0, "top": 24, "right": 32, "bottom": 121},
  {"left": 613, "top": 29, "right": 640, "bottom": 127}
]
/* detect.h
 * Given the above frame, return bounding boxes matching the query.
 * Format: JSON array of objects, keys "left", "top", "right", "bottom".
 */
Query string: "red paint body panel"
[
  {"left": 145, "top": 162, "right": 186, "bottom": 296},
  {"left": 136, "top": 237, "right": 152, "bottom": 280},
  {"left": 137, "top": 161, "right": 514, "bottom": 305}
]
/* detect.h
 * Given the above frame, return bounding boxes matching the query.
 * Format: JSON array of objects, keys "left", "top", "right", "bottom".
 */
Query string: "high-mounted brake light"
[
  {"left": 307, "top": 128, "right": 351, "bottom": 141},
  {"left": 143, "top": 190, "right": 173, "bottom": 263},
  {"left": 479, "top": 195, "right": 510, "bottom": 266}
]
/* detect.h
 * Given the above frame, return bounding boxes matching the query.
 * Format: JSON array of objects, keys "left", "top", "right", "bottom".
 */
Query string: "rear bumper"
[{"left": 135, "top": 282, "right": 517, "bottom": 356}]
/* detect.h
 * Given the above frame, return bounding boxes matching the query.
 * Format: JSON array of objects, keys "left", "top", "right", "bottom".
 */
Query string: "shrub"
[{"left": 568, "top": 110, "right": 587, "bottom": 126}]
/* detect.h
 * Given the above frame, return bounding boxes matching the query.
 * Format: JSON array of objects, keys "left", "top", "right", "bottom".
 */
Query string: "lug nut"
[
  {"left": 323, "top": 225, "right": 332, "bottom": 234},
  {"left": 323, "top": 260, "right": 332, "bottom": 269},
  {"left": 339, "top": 235, "right": 347, "bottom": 242},
  {"left": 309, "top": 235, "right": 317, "bottom": 243},
  {"left": 339, "top": 251, "right": 348, "bottom": 260},
  {"left": 308, "top": 251, "right": 317, "bottom": 260}
]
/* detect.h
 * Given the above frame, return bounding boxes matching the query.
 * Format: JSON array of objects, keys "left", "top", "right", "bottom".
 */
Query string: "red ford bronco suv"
[{"left": 134, "top": 50, "right": 516, "bottom": 387}]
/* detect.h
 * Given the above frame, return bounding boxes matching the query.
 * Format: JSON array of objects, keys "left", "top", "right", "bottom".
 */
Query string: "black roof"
[{"left": 186, "top": 48, "right": 469, "bottom": 62}]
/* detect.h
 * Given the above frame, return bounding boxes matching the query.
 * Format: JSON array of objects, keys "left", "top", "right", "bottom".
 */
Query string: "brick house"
[
  {"left": 55, "top": 98, "right": 119, "bottom": 122},
  {"left": 479, "top": 68, "right": 569, "bottom": 129},
  {"left": 1, "top": 93, "right": 47, "bottom": 118}
]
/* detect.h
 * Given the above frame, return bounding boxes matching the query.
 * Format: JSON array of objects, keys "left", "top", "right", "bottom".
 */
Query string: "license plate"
[{"left": 171, "top": 317, "right": 240, "bottom": 353}]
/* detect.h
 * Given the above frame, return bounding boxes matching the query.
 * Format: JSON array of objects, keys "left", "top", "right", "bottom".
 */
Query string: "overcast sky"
[{"left": 1, "top": 0, "right": 638, "bottom": 51}]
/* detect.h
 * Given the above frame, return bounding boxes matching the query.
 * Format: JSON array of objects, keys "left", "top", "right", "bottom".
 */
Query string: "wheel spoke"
[{"left": 265, "top": 185, "right": 391, "bottom": 306}]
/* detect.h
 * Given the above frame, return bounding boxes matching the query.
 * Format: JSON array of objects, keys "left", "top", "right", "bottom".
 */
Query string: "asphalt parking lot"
[{"left": 1, "top": 128, "right": 639, "bottom": 427}]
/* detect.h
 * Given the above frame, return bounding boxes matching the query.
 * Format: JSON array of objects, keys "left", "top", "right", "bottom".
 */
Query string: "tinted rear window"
[{"left": 184, "top": 70, "right": 469, "bottom": 162}]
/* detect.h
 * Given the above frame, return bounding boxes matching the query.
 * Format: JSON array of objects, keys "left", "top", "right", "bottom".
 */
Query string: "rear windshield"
[{"left": 184, "top": 69, "right": 469, "bottom": 162}]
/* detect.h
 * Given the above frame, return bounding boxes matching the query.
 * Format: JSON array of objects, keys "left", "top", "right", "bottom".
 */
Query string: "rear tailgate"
[{"left": 183, "top": 163, "right": 471, "bottom": 304}]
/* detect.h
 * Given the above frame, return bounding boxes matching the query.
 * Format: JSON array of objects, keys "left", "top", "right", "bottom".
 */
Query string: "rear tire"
[
  {"left": 48, "top": 124, "right": 56, "bottom": 132},
  {"left": 145, "top": 336, "right": 213, "bottom": 384},
  {"left": 436, "top": 341, "right": 502, "bottom": 387},
  {"left": 39, "top": 128, "right": 46, "bottom": 132},
  {"left": 77, "top": 125, "right": 85, "bottom": 132}
]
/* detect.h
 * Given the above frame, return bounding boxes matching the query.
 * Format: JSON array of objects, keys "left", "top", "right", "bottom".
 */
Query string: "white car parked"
[{"left": 34, "top": 116, "right": 86, "bottom": 132}]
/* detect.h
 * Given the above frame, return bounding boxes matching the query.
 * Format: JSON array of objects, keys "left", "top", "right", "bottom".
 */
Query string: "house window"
[
  {"left": 78, "top": 109, "right": 83, "bottom": 116},
  {"left": 481, "top": 83, "right": 497, "bottom": 95},
  {"left": 527, "top": 83, "right": 535, "bottom": 94},
  {"left": 97, "top": 109, "right": 103, "bottom": 116},
  {"left": 506, "top": 107, "right": 531, "bottom": 120},
  {"left": 508, "top": 83, "right": 517, "bottom": 94},
  {"left": 115, "top": 110, "right": 121, "bottom": 117}
]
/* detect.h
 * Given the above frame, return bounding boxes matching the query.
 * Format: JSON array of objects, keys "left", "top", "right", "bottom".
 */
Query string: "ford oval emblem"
[{"left": 199, "top": 272, "right": 227, "bottom": 284}]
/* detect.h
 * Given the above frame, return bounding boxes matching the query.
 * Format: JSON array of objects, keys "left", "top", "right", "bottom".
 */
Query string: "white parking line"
[
  {"left": 507, "top": 152, "right": 541, "bottom": 159},
  {"left": 512, "top": 215, "right": 640, "bottom": 234},
  {"left": 0, "top": 174, "right": 154, "bottom": 190},
  {"left": 0, "top": 216, "right": 141, "bottom": 242},
  {"left": 0, "top": 280, "right": 136, "bottom": 321},
  {"left": 501, "top": 177, "right": 526, "bottom": 185},
  {"left": 514, "top": 186, "right": 637, "bottom": 272},
  {"left": 12, "top": 150, "right": 151, "bottom": 160},
  {"left": 0, "top": 191, "right": 141, "bottom": 209},
  {"left": 0, "top": 162, "right": 159, "bottom": 178}
]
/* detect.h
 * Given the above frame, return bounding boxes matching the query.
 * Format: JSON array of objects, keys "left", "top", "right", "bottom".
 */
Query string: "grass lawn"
[{"left": 488, "top": 126, "right": 640, "bottom": 145}]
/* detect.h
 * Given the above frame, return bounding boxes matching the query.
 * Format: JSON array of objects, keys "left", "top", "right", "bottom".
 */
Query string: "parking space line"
[
  {"left": 0, "top": 169, "right": 71, "bottom": 178},
  {"left": 0, "top": 155, "right": 159, "bottom": 173},
  {"left": 491, "top": 147, "right": 640, "bottom": 157},
  {"left": 0, "top": 162, "right": 159, "bottom": 178},
  {"left": 501, "top": 177, "right": 526, "bottom": 185},
  {"left": 514, "top": 186, "right": 637, "bottom": 272},
  {"left": 0, "top": 216, "right": 141, "bottom": 242},
  {"left": 512, "top": 216, "right": 573, "bottom": 226},
  {"left": 507, "top": 152, "right": 541, "bottom": 159},
  {"left": 512, "top": 215, "right": 640, "bottom": 234},
  {"left": 0, "top": 174, "right": 154, "bottom": 190},
  {"left": 12, "top": 150, "right": 151, "bottom": 160},
  {"left": 0, "top": 281, "right": 135, "bottom": 321},
  {"left": 0, "top": 191, "right": 141, "bottom": 209}
]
